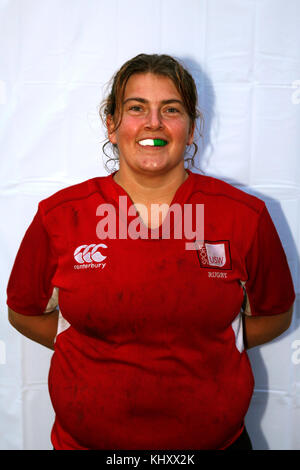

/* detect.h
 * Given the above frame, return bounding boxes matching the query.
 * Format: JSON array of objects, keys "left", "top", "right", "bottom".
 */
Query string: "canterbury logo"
[{"left": 74, "top": 244, "right": 107, "bottom": 264}]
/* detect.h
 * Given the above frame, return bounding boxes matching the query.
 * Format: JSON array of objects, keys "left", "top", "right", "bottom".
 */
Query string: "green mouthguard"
[{"left": 153, "top": 139, "right": 167, "bottom": 146}]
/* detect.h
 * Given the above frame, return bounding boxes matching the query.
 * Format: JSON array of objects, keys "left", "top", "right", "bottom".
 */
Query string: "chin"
[
  {"left": 137, "top": 162, "right": 170, "bottom": 175},
  {"left": 138, "top": 156, "right": 174, "bottom": 172}
]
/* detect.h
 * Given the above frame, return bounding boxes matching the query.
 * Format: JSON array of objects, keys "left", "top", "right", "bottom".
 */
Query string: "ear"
[
  {"left": 106, "top": 115, "right": 117, "bottom": 144},
  {"left": 187, "top": 121, "right": 195, "bottom": 146}
]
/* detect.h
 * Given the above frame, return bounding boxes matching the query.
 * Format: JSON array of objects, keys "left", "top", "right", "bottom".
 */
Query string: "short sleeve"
[
  {"left": 244, "top": 204, "right": 295, "bottom": 316},
  {"left": 7, "top": 206, "right": 58, "bottom": 316}
]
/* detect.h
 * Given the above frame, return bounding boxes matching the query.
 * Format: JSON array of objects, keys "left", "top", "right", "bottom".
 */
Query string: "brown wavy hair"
[{"left": 99, "top": 53, "right": 203, "bottom": 172}]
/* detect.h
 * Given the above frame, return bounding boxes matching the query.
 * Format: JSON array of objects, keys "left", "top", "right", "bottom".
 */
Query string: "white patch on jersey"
[
  {"left": 43, "top": 287, "right": 71, "bottom": 342},
  {"left": 231, "top": 312, "right": 244, "bottom": 353},
  {"left": 55, "top": 309, "right": 71, "bottom": 341},
  {"left": 43, "top": 286, "right": 59, "bottom": 313}
]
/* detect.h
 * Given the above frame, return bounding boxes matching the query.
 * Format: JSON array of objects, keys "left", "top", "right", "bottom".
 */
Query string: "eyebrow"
[{"left": 123, "top": 97, "right": 184, "bottom": 106}]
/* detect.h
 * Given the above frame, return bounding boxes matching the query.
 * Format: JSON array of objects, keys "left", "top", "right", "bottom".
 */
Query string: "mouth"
[{"left": 138, "top": 138, "right": 168, "bottom": 147}]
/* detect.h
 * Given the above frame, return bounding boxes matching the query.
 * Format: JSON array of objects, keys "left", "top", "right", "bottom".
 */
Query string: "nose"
[{"left": 145, "top": 108, "right": 163, "bottom": 129}]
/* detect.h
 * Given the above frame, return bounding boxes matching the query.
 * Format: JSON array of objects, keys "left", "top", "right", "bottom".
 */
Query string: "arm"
[
  {"left": 8, "top": 307, "right": 59, "bottom": 351},
  {"left": 243, "top": 304, "right": 293, "bottom": 350}
]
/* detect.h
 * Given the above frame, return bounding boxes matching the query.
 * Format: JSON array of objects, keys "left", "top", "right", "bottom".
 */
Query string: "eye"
[
  {"left": 165, "top": 107, "right": 180, "bottom": 114},
  {"left": 128, "top": 105, "right": 143, "bottom": 112}
]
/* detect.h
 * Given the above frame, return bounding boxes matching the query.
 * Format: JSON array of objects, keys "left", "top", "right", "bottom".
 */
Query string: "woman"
[{"left": 7, "top": 54, "right": 295, "bottom": 450}]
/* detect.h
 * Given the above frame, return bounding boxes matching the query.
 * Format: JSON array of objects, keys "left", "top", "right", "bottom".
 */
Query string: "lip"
[{"left": 137, "top": 137, "right": 168, "bottom": 141}]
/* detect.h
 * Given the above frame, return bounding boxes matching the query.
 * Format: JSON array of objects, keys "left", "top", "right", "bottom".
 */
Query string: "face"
[{"left": 107, "top": 73, "right": 195, "bottom": 176}]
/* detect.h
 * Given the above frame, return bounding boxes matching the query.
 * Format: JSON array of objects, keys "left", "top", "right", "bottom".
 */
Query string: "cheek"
[
  {"left": 116, "top": 117, "right": 141, "bottom": 143},
  {"left": 169, "top": 120, "right": 191, "bottom": 143}
]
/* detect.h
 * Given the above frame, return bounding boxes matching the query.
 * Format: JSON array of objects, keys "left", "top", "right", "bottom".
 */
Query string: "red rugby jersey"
[{"left": 7, "top": 170, "right": 295, "bottom": 449}]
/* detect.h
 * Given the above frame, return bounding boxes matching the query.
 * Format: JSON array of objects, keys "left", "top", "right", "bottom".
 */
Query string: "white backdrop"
[{"left": 0, "top": 0, "right": 300, "bottom": 450}]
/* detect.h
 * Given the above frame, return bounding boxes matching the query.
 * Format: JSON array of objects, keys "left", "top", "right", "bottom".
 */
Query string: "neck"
[{"left": 113, "top": 164, "right": 188, "bottom": 206}]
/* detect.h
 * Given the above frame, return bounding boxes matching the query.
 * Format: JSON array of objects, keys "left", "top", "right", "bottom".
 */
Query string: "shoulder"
[
  {"left": 38, "top": 175, "right": 112, "bottom": 216},
  {"left": 190, "top": 172, "right": 266, "bottom": 215}
]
